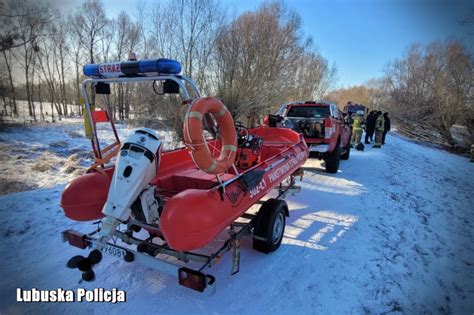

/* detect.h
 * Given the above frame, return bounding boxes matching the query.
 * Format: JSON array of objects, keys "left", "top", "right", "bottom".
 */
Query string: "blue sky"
[
  {"left": 54, "top": 0, "right": 473, "bottom": 87},
  {"left": 222, "top": 0, "right": 472, "bottom": 87}
]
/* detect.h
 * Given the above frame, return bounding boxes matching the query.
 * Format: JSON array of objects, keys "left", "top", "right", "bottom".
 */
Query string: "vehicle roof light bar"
[{"left": 83, "top": 58, "right": 182, "bottom": 78}]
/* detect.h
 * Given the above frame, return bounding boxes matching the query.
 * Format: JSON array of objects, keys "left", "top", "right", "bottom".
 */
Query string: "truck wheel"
[
  {"left": 340, "top": 141, "right": 351, "bottom": 160},
  {"left": 325, "top": 141, "right": 340, "bottom": 173},
  {"left": 253, "top": 199, "right": 288, "bottom": 254}
]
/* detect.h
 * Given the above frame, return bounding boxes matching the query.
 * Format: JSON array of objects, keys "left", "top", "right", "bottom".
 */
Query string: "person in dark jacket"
[
  {"left": 382, "top": 112, "right": 391, "bottom": 145},
  {"left": 364, "top": 111, "right": 376, "bottom": 144}
]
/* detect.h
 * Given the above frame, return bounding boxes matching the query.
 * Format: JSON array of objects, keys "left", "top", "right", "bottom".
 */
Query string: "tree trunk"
[
  {"left": 25, "top": 58, "right": 33, "bottom": 117},
  {"left": 60, "top": 45, "right": 68, "bottom": 116},
  {"left": 2, "top": 50, "right": 17, "bottom": 116},
  {"left": 55, "top": 99, "right": 63, "bottom": 119},
  {"left": 38, "top": 83, "right": 45, "bottom": 121},
  {"left": 74, "top": 51, "right": 82, "bottom": 115},
  {"left": 119, "top": 83, "right": 124, "bottom": 121},
  {"left": 2, "top": 95, "right": 8, "bottom": 116},
  {"left": 30, "top": 58, "right": 37, "bottom": 121},
  {"left": 50, "top": 97, "right": 55, "bottom": 122}
]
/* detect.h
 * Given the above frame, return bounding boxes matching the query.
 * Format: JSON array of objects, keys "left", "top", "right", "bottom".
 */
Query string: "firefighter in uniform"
[
  {"left": 373, "top": 111, "right": 384, "bottom": 148},
  {"left": 351, "top": 110, "right": 365, "bottom": 147}
]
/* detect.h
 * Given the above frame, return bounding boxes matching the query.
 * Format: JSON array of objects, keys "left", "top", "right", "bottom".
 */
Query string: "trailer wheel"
[{"left": 253, "top": 199, "right": 288, "bottom": 254}]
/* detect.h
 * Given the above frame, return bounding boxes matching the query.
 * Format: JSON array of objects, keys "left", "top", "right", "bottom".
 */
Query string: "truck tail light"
[{"left": 324, "top": 119, "right": 335, "bottom": 139}]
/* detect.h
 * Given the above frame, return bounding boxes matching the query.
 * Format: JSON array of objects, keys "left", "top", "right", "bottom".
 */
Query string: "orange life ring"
[{"left": 184, "top": 97, "right": 237, "bottom": 174}]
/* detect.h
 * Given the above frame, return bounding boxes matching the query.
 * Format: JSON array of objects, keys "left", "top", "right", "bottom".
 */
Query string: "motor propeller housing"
[
  {"left": 98, "top": 128, "right": 162, "bottom": 245},
  {"left": 66, "top": 249, "right": 103, "bottom": 282},
  {"left": 103, "top": 128, "right": 162, "bottom": 220}
]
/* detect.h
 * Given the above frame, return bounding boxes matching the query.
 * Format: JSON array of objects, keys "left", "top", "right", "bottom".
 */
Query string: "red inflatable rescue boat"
[{"left": 60, "top": 58, "right": 309, "bottom": 292}]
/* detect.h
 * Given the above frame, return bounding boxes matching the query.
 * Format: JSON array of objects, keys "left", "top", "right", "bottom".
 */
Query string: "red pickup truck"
[{"left": 265, "top": 101, "right": 352, "bottom": 173}]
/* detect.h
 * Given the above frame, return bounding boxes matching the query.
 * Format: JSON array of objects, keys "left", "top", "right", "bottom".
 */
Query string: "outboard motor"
[{"left": 97, "top": 128, "right": 162, "bottom": 247}]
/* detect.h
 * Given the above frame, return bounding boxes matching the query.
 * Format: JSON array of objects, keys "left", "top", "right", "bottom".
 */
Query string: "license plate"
[
  {"left": 310, "top": 144, "right": 328, "bottom": 152},
  {"left": 101, "top": 244, "right": 126, "bottom": 260}
]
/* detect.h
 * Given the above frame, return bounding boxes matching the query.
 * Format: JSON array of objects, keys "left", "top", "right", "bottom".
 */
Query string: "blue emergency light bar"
[{"left": 83, "top": 58, "right": 182, "bottom": 78}]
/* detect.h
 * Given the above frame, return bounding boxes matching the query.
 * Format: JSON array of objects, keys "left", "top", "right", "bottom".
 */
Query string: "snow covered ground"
[
  {"left": 0, "top": 119, "right": 175, "bottom": 195},
  {"left": 0, "top": 121, "right": 473, "bottom": 314}
]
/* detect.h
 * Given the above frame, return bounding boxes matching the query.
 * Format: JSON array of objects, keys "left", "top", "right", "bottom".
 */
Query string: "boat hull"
[
  {"left": 60, "top": 127, "right": 308, "bottom": 251},
  {"left": 61, "top": 169, "right": 113, "bottom": 221},
  {"left": 160, "top": 137, "right": 307, "bottom": 250}
]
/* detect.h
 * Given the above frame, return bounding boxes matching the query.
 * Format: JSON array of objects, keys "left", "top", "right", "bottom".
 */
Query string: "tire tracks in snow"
[{"left": 360, "top": 134, "right": 474, "bottom": 313}]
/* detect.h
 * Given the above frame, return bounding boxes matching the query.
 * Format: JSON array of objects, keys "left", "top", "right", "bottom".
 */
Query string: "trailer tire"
[{"left": 253, "top": 199, "right": 287, "bottom": 254}]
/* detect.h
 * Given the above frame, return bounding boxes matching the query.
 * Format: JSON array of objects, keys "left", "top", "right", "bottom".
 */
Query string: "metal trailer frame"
[
  {"left": 81, "top": 74, "right": 201, "bottom": 161},
  {"left": 62, "top": 175, "right": 301, "bottom": 293}
]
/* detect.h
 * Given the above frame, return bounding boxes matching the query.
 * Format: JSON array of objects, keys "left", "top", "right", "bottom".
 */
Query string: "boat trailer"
[{"left": 62, "top": 172, "right": 302, "bottom": 293}]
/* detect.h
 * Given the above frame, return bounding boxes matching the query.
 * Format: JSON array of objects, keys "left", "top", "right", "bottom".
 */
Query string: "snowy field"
[
  {"left": 0, "top": 120, "right": 473, "bottom": 314},
  {"left": 0, "top": 118, "right": 175, "bottom": 195}
]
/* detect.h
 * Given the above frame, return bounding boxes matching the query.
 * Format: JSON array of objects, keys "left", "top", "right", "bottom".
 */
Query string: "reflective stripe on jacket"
[
  {"left": 375, "top": 116, "right": 385, "bottom": 131},
  {"left": 352, "top": 116, "right": 365, "bottom": 130}
]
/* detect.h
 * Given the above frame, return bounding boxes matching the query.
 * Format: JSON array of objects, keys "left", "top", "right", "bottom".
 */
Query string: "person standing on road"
[
  {"left": 351, "top": 110, "right": 365, "bottom": 147},
  {"left": 365, "top": 111, "right": 376, "bottom": 144},
  {"left": 382, "top": 112, "right": 391, "bottom": 145},
  {"left": 373, "top": 111, "right": 384, "bottom": 148}
]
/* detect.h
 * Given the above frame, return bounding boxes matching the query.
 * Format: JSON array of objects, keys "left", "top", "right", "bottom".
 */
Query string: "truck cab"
[{"left": 266, "top": 101, "right": 352, "bottom": 173}]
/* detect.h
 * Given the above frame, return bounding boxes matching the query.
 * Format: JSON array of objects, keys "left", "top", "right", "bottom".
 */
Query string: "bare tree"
[
  {"left": 5, "top": 0, "right": 50, "bottom": 120},
  {"left": 0, "top": 70, "right": 9, "bottom": 115},
  {"left": 324, "top": 83, "right": 381, "bottom": 111},
  {"left": 149, "top": 0, "right": 224, "bottom": 93},
  {"left": 2, "top": 0, "right": 341, "bottom": 134},
  {"left": 138, "top": 0, "right": 226, "bottom": 138},
  {"left": 68, "top": 13, "right": 86, "bottom": 108},
  {"left": 37, "top": 33, "right": 62, "bottom": 122},
  {"left": 99, "top": 21, "right": 115, "bottom": 62},
  {"left": 73, "top": 0, "right": 109, "bottom": 64},
  {"left": 1, "top": 48, "right": 17, "bottom": 115},
  {"left": 51, "top": 15, "right": 70, "bottom": 115},
  {"left": 384, "top": 40, "right": 473, "bottom": 145},
  {"left": 112, "top": 11, "right": 140, "bottom": 120},
  {"left": 0, "top": 1, "right": 39, "bottom": 52},
  {"left": 134, "top": 0, "right": 150, "bottom": 58},
  {"left": 290, "top": 52, "right": 337, "bottom": 101},
  {"left": 215, "top": 1, "right": 318, "bottom": 125}
]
